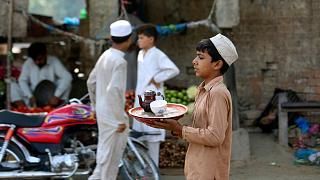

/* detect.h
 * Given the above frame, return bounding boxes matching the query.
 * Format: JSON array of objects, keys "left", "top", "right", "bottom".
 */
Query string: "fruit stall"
[
  {"left": 125, "top": 85, "right": 198, "bottom": 168},
  {"left": 164, "top": 86, "right": 197, "bottom": 114},
  {"left": 11, "top": 105, "right": 55, "bottom": 113},
  {"left": 162, "top": 86, "right": 197, "bottom": 168}
]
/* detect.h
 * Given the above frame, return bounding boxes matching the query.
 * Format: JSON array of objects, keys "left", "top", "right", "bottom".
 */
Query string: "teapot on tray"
[{"left": 138, "top": 90, "right": 164, "bottom": 112}]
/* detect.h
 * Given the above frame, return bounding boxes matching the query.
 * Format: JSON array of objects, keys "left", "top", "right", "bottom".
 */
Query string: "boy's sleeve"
[
  {"left": 153, "top": 54, "right": 180, "bottom": 83},
  {"left": 108, "top": 62, "right": 127, "bottom": 122},
  {"left": 52, "top": 57, "right": 73, "bottom": 98},
  {"left": 182, "top": 91, "right": 231, "bottom": 147},
  {"left": 87, "top": 66, "right": 97, "bottom": 109},
  {"left": 18, "top": 60, "right": 33, "bottom": 98}
]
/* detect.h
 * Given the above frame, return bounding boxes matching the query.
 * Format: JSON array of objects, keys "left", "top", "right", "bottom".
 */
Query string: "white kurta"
[
  {"left": 10, "top": 81, "right": 24, "bottom": 102},
  {"left": 87, "top": 48, "right": 129, "bottom": 180},
  {"left": 133, "top": 47, "right": 180, "bottom": 142},
  {"left": 18, "top": 55, "right": 72, "bottom": 100}
]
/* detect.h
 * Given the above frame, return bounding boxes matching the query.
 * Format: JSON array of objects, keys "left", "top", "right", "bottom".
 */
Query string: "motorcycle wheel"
[
  {"left": 119, "top": 143, "right": 160, "bottom": 180},
  {"left": 0, "top": 140, "right": 24, "bottom": 171}
]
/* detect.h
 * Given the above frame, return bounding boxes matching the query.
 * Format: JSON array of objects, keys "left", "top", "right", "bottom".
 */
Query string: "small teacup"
[{"left": 150, "top": 100, "right": 167, "bottom": 116}]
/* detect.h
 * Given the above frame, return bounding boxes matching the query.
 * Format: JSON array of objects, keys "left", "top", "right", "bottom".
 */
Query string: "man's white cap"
[
  {"left": 210, "top": 33, "right": 238, "bottom": 65},
  {"left": 110, "top": 20, "right": 132, "bottom": 37}
]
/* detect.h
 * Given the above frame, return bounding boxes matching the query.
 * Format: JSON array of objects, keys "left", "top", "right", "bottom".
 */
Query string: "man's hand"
[
  {"left": 149, "top": 78, "right": 160, "bottom": 89},
  {"left": 48, "top": 96, "right": 61, "bottom": 107},
  {"left": 116, "top": 123, "right": 127, "bottom": 133},
  {"left": 146, "top": 119, "right": 183, "bottom": 137}
]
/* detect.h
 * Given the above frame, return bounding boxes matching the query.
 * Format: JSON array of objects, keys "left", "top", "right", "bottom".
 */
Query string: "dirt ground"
[
  {"left": 229, "top": 132, "right": 320, "bottom": 180},
  {"left": 161, "top": 131, "right": 320, "bottom": 180},
  {"left": 32, "top": 131, "right": 320, "bottom": 180}
]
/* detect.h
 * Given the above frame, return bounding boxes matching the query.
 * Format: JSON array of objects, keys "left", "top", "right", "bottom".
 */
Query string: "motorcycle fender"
[
  {"left": 129, "top": 137, "right": 148, "bottom": 150},
  {"left": 0, "top": 134, "right": 40, "bottom": 163}
]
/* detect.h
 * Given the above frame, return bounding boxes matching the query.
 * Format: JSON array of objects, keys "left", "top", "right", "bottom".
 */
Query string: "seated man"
[{"left": 17, "top": 42, "right": 72, "bottom": 107}]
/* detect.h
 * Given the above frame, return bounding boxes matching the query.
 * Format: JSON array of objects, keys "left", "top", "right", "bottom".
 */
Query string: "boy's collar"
[
  {"left": 110, "top": 47, "right": 125, "bottom": 56},
  {"left": 199, "top": 76, "right": 224, "bottom": 91},
  {"left": 142, "top": 46, "right": 156, "bottom": 52}
]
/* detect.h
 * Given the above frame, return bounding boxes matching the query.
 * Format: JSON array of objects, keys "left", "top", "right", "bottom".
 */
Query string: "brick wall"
[
  {"left": 142, "top": 0, "right": 320, "bottom": 109},
  {"left": 233, "top": 0, "right": 320, "bottom": 107}
]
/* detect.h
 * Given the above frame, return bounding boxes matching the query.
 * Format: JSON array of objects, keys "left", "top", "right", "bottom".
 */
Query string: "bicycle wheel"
[{"left": 120, "top": 142, "right": 160, "bottom": 180}]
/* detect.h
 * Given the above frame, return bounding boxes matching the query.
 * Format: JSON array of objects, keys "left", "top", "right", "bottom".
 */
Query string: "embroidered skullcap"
[
  {"left": 110, "top": 20, "right": 132, "bottom": 37},
  {"left": 210, "top": 33, "right": 238, "bottom": 65}
]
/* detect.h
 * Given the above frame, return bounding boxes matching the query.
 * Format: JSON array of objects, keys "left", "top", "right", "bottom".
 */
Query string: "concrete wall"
[
  {"left": 0, "top": 0, "right": 28, "bottom": 37},
  {"left": 88, "top": 0, "right": 118, "bottom": 38},
  {"left": 143, "top": 0, "right": 320, "bottom": 109}
]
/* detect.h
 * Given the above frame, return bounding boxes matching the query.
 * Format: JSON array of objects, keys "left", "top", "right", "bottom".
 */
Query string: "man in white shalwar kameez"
[
  {"left": 17, "top": 42, "right": 72, "bottom": 107},
  {"left": 132, "top": 24, "right": 180, "bottom": 166},
  {"left": 87, "top": 20, "right": 132, "bottom": 180}
]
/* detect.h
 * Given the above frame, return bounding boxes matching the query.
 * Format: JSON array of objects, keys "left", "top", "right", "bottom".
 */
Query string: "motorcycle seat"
[{"left": 0, "top": 110, "right": 45, "bottom": 127}]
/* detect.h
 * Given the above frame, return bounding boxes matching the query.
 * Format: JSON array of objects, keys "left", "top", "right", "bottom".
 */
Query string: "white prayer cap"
[
  {"left": 210, "top": 33, "right": 238, "bottom": 65},
  {"left": 110, "top": 20, "right": 132, "bottom": 37}
]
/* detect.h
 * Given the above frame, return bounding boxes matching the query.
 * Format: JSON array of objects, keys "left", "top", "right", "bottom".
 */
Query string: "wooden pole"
[{"left": 6, "top": 0, "right": 13, "bottom": 110}]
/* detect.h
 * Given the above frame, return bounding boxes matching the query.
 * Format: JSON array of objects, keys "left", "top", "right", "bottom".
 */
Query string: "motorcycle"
[{"left": 0, "top": 97, "right": 159, "bottom": 179}]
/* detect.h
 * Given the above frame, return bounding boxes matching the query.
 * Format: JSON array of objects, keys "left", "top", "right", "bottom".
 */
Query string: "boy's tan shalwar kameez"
[{"left": 183, "top": 76, "right": 232, "bottom": 180}]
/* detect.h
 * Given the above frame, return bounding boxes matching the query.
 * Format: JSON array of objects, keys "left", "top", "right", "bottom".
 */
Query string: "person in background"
[
  {"left": 132, "top": 24, "right": 180, "bottom": 166},
  {"left": 10, "top": 57, "right": 25, "bottom": 108},
  {"left": 18, "top": 42, "right": 72, "bottom": 107},
  {"left": 10, "top": 81, "right": 24, "bottom": 107},
  {"left": 146, "top": 33, "right": 238, "bottom": 180},
  {"left": 87, "top": 20, "right": 132, "bottom": 180}
]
